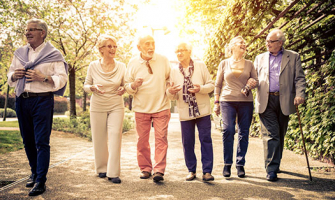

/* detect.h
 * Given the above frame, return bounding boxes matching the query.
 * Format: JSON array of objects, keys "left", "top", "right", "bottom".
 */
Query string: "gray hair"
[
  {"left": 269, "top": 28, "right": 286, "bottom": 43},
  {"left": 26, "top": 19, "right": 48, "bottom": 40},
  {"left": 137, "top": 34, "right": 154, "bottom": 46},
  {"left": 97, "top": 34, "right": 118, "bottom": 57},
  {"left": 225, "top": 36, "right": 246, "bottom": 58},
  {"left": 176, "top": 42, "right": 193, "bottom": 53}
]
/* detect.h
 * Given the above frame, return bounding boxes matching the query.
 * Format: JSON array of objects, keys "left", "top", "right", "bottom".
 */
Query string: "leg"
[
  {"left": 196, "top": 115, "right": 213, "bottom": 174},
  {"left": 236, "top": 102, "right": 253, "bottom": 166},
  {"left": 135, "top": 112, "right": 153, "bottom": 173},
  {"left": 90, "top": 111, "right": 108, "bottom": 174},
  {"left": 220, "top": 101, "right": 237, "bottom": 165},
  {"left": 31, "top": 95, "right": 54, "bottom": 183},
  {"left": 259, "top": 95, "right": 281, "bottom": 173},
  {"left": 15, "top": 97, "right": 37, "bottom": 175},
  {"left": 180, "top": 119, "right": 197, "bottom": 173},
  {"left": 278, "top": 112, "right": 289, "bottom": 163},
  {"left": 106, "top": 109, "right": 124, "bottom": 178},
  {"left": 152, "top": 109, "right": 171, "bottom": 174}
]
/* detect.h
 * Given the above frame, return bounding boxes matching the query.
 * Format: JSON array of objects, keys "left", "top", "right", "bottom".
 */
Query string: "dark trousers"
[
  {"left": 259, "top": 95, "right": 289, "bottom": 173},
  {"left": 15, "top": 94, "right": 54, "bottom": 183},
  {"left": 220, "top": 101, "right": 253, "bottom": 166},
  {"left": 180, "top": 115, "right": 213, "bottom": 174}
]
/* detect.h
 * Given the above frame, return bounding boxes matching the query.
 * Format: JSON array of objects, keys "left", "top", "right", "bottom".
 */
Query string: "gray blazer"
[{"left": 254, "top": 49, "right": 306, "bottom": 116}]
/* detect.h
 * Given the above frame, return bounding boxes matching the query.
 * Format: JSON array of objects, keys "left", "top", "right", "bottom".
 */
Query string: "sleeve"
[
  {"left": 50, "top": 61, "right": 68, "bottom": 90},
  {"left": 199, "top": 62, "right": 214, "bottom": 94},
  {"left": 120, "top": 63, "right": 126, "bottom": 87},
  {"left": 214, "top": 61, "right": 225, "bottom": 95},
  {"left": 250, "top": 61, "right": 259, "bottom": 88},
  {"left": 124, "top": 61, "right": 138, "bottom": 95},
  {"left": 166, "top": 67, "right": 178, "bottom": 100},
  {"left": 83, "top": 63, "right": 93, "bottom": 93},
  {"left": 294, "top": 53, "right": 306, "bottom": 98},
  {"left": 7, "top": 56, "right": 20, "bottom": 87}
]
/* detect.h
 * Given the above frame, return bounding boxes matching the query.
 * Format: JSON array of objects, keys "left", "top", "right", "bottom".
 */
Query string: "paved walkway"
[{"left": 0, "top": 113, "right": 334, "bottom": 199}]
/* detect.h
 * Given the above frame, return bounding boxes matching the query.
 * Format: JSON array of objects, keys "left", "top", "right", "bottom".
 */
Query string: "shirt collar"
[
  {"left": 269, "top": 48, "right": 284, "bottom": 57},
  {"left": 28, "top": 42, "right": 46, "bottom": 52},
  {"left": 138, "top": 53, "right": 156, "bottom": 63}
]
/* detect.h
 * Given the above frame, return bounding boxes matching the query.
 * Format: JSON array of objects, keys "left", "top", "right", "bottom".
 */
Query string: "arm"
[
  {"left": 294, "top": 53, "right": 306, "bottom": 105},
  {"left": 198, "top": 63, "right": 214, "bottom": 94}
]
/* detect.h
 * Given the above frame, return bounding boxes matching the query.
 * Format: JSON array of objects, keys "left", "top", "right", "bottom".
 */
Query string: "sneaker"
[
  {"left": 153, "top": 172, "right": 164, "bottom": 182},
  {"left": 202, "top": 173, "right": 214, "bottom": 181}
]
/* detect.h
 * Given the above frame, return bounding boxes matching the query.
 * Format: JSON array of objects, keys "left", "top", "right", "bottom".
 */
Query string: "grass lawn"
[
  {"left": 0, "top": 130, "right": 23, "bottom": 154},
  {"left": 0, "top": 121, "right": 19, "bottom": 127}
]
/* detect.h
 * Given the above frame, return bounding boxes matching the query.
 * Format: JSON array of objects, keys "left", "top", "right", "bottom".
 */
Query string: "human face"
[
  {"left": 266, "top": 32, "right": 283, "bottom": 55},
  {"left": 25, "top": 23, "right": 45, "bottom": 49},
  {"left": 137, "top": 36, "right": 155, "bottom": 60},
  {"left": 175, "top": 44, "right": 191, "bottom": 63},
  {"left": 100, "top": 40, "right": 117, "bottom": 60},
  {"left": 231, "top": 39, "right": 246, "bottom": 56}
]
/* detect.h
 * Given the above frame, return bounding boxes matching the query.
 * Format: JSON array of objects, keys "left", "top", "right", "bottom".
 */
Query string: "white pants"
[{"left": 90, "top": 109, "right": 124, "bottom": 177}]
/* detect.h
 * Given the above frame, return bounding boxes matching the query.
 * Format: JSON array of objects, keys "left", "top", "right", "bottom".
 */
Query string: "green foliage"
[
  {"left": 53, "top": 96, "right": 69, "bottom": 114},
  {"left": 0, "top": 121, "right": 19, "bottom": 127},
  {"left": 0, "top": 130, "right": 23, "bottom": 154},
  {"left": 0, "top": 108, "right": 17, "bottom": 118}
]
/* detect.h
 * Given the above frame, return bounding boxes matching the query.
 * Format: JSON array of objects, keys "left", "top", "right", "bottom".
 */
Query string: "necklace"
[{"left": 232, "top": 57, "right": 244, "bottom": 63}]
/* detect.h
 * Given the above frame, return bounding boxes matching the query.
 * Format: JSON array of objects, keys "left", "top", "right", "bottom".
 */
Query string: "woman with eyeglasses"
[
  {"left": 84, "top": 34, "right": 125, "bottom": 183},
  {"left": 213, "top": 36, "right": 258, "bottom": 178}
]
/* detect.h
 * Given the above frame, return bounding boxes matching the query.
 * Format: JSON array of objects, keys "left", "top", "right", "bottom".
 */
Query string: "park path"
[{"left": 0, "top": 113, "right": 334, "bottom": 199}]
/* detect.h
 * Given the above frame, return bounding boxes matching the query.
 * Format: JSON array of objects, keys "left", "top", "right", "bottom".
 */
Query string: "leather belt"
[
  {"left": 269, "top": 92, "right": 280, "bottom": 96},
  {"left": 20, "top": 92, "right": 53, "bottom": 98}
]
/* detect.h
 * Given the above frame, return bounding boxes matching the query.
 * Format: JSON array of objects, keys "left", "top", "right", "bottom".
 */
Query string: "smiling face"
[
  {"left": 266, "top": 31, "right": 283, "bottom": 54},
  {"left": 25, "top": 22, "right": 46, "bottom": 49},
  {"left": 175, "top": 43, "right": 191, "bottom": 64},
  {"left": 137, "top": 35, "right": 155, "bottom": 60},
  {"left": 100, "top": 39, "right": 117, "bottom": 60},
  {"left": 231, "top": 38, "right": 246, "bottom": 56}
]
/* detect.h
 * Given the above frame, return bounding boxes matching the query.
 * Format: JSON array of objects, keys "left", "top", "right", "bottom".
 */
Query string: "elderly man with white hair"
[
  {"left": 254, "top": 28, "right": 306, "bottom": 181},
  {"left": 125, "top": 34, "right": 171, "bottom": 183},
  {"left": 168, "top": 42, "right": 215, "bottom": 182}
]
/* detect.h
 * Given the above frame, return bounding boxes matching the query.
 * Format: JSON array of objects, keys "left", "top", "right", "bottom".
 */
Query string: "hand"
[
  {"left": 213, "top": 103, "right": 220, "bottom": 116},
  {"left": 131, "top": 77, "right": 144, "bottom": 90},
  {"left": 168, "top": 82, "right": 182, "bottom": 95},
  {"left": 294, "top": 97, "right": 305, "bottom": 105},
  {"left": 90, "top": 84, "right": 105, "bottom": 94},
  {"left": 26, "top": 69, "right": 44, "bottom": 82},
  {"left": 12, "top": 68, "right": 26, "bottom": 81},
  {"left": 246, "top": 78, "right": 257, "bottom": 89},
  {"left": 188, "top": 84, "right": 200, "bottom": 93},
  {"left": 116, "top": 86, "right": 125, "bottom": 96}
]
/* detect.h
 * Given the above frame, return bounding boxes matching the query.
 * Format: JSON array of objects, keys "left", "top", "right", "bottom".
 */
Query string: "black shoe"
[
  {"left": 153, "top": 172, "right": 164, "bottom": 182},
  {"left": 236, "top": 166, "right": 245, "bottom": 178},
  {"left": 266, "top": 171, "right": 278, "bottom": 182},
  {"left": 223, "top": 165, "right": 231, "bottom": 177},
  {"left": 108, "top": 177, "right": 121, "bottom": 184},
  {"left": 98, "top": 173, "right": 107, "bottom": 178},
  {"left": 29, "top": 182, "right": 46, "bottom": 196},
  {"left": 26, "top": 174, "right": 36, "bottom": 188}
]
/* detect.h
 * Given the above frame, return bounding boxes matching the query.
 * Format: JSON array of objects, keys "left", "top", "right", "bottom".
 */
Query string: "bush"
[
  {"left": 0, "top": 108, "right": 17, "bottom": 118},
  {"left": 54, "top": 96, "right": 69, "bottom": 113},
  {"left": 0, "top": 95, "right": 16, "bottom": 110}
]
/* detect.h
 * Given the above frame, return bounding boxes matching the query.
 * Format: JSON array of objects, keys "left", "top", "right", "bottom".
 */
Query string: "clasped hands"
[
  {"left": 90, "top": 84, "right": 125, "bottom": 96},
  {"left": 12, "top": 68, "right": 45, "bottom": 82},
  {"left": 168, "top": 82, "right": 200, "bottom": 95}
]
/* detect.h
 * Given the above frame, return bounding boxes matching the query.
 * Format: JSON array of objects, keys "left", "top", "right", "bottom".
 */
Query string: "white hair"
[
  {"left": 225, "top": 36, "right": 246, "bottom": 58},
  {"left": 26, "top": 19, "right": 48, "bottom": 39}
]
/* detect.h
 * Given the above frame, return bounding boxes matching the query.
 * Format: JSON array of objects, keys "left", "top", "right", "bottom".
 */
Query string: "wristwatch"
[{"left": 43, "top": 75, "right": 49, "bottom": 82}]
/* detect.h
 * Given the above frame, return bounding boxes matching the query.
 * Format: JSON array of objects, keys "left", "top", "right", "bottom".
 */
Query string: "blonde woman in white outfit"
[{"left": 84, "top": 35, "right": 125, "bottom": 184}]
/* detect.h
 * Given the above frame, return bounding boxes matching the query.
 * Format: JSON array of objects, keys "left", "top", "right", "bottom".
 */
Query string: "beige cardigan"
[{"left": 167, "top": 60, "right": 214, "bottom": 121}]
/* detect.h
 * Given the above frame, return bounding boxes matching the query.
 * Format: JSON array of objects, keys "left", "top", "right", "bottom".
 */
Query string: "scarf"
[
  {"left": 14, "top": 42, "right": 68, "bottom": 97},
  {"left": 178, "top": 59, "right": 200, "bottom": 118}
]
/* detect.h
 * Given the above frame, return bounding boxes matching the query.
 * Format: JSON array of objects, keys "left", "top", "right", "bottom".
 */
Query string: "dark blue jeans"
[
  {"left": 15, "top": 94, "right": 54, "bottom": 183},
  {"left": 180, "top": 115, "right": 213, "bottom": 174},
  {"left": 220, "top": 101, "right": 253, "bottom": 166}
]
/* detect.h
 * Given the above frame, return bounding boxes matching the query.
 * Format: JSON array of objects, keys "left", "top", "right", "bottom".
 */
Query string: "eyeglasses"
[
  {"left": 102, "top": 45, "right": 118, "bottom": 49},
  {"left": 175, "top": 49, "right": 189, "bottom": 54},
  {"left": 25, "top": 28, "right": 43, "bottom": 33},
  {"left": 266, "top": 40, "right": 280, "bottom": 44},
  {"left": 146, "top": 61, "right": 153, "bottom": 74}
]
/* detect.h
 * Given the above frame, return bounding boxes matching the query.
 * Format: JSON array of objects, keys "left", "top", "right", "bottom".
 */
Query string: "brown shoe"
[
  {"left": 202, "top": 173, "right": 214, "bottom": 181},
  {"left": 140, "top": 171, "right": 151, "bottom": 179},
  {"left": 186, "top": 172, "right": 196, "bottom": 181},
  {"left": 153, "top": 172, "right": 164, "bottom": 182}
]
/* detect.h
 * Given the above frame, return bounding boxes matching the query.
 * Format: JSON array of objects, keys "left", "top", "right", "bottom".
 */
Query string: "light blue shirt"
[{"left": 269, "top": 49, "right": 283, "bottom": 92}]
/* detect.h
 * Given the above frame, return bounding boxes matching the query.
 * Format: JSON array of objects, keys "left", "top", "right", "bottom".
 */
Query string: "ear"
[
  {"left": 41, "top": 30, "right": 47, "bottom": 39},
  {"left": 137, "top": 44, "right": 141, "bottom": 52}
]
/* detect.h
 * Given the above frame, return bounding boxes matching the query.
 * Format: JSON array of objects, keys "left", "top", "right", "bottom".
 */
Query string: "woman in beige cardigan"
[{"left": 84, "top": 35, "right": 125, "bottom": 183}]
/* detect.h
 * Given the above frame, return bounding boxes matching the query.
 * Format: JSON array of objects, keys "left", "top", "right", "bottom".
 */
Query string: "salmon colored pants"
[{"left": 135, "top": 109, "right": 171, "bottom": 174}]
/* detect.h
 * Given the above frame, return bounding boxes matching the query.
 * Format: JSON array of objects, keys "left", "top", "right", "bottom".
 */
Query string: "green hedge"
[{"left": 0, "top": 108, "right": 16, "bottom": 118}]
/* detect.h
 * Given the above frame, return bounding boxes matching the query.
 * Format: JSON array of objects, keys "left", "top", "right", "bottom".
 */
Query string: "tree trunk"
[
  {"left": 83, "top": 90, "right": 87, "bottom": 112},
  {"left": 69, "top": 65, "right": 77, "bottom": 118},
  {"left": 3, "top": 85, "right": 10, "bottom": 121}
]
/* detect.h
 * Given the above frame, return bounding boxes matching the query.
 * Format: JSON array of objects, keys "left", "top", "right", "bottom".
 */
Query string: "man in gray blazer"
[{"left": 254, "top": 29, "right": 306, "bottom": 181}]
